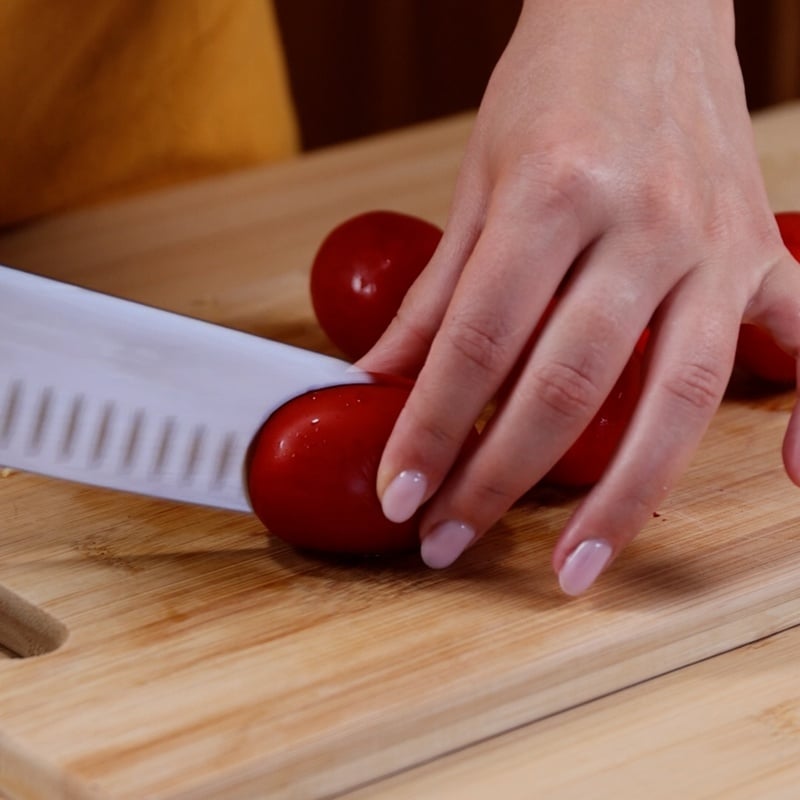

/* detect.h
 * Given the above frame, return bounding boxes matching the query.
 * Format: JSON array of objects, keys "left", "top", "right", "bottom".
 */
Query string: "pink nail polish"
[
  {"left": 381, "top": 470, "right": 427, "bottom": 523},
  {"left": 558, "top": 539, "right": 613, "bottom": 596},
  {"left": 420, "top": 520, "right": 475, "bottom": 569}
]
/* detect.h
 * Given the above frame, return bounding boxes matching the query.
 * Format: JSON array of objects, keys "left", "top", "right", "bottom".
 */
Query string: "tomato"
[
  {"left": 310, "top": 210, "right": 442, "bottom": 360},
  {"left": 775, "top": 209, "right": 800, "bottom": 252},
  {"left": 545, "top": 348, "right": 644, "bottom": 488},
  {"left": 735, "top": 324, "right": 795, "bottom": 386},
  {"left": 734, "top": 211, "right": 800, "bottom": 387},
  {"left": 247, "top": 380, "right": 420, "bottom": 556}
]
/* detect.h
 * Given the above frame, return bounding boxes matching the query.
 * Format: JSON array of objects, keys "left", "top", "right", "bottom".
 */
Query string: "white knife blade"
[{"left": 0, "top": 264, "right": 370, "bottom": 511}]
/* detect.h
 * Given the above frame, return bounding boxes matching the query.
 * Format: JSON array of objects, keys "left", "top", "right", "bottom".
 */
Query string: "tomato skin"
[
  {"left": 735, "top": 323, "right": 795, "bottom": 386},
  {"left": 545, "top": 348, "right": 643, "bottom": 488},
  {"left": 775, "top": 210, "right": 800, "bottom": 252},
  {"left": 734, "top": 211, "right": 800, "bottom": 387},
  {"left": 310, "top": 210, "right": 443, "bottom": 361},
  {"left": 247, "top": 382, "right": 419, "bottom": 556}
]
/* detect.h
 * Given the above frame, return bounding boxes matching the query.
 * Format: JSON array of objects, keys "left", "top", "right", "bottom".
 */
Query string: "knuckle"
[
  {"left": 405, "top": 403, "right": 462, "bottom": 454},
  {"left": 390, "top": 303, "right": 436, "bottom": 352},
  {"left": 661, "top": 359, "right": 725, "bottom": 414},
  {"left": 514, "top": 142, "right": 598, "bottom": 216},
  {"left": 455, "top": 470, "right": 528, "bottom": 522},
  {"left": 529, "top": 358, "right": 604, "bottom": 422},
  {"left": 634, "top": 169, "right": 700, "bottom": 234},
  {"left": 445, "top": 313, "right": 513, "bottom": 377},
  {"left": 469, "top": 481, "right": 520, "bottom": 515}
]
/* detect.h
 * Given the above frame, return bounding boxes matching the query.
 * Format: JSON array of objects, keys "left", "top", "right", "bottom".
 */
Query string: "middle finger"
[{"left": 417, "top": 232, "right": 673, "bottom": 567}]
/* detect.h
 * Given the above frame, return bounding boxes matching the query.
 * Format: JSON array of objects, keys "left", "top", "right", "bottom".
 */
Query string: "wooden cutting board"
[
  {"left": 342, "top": 625, "right": 800, "bottom": 800},
  {"left": 1, "top": 104, "right": 800, "bottom": 800}
]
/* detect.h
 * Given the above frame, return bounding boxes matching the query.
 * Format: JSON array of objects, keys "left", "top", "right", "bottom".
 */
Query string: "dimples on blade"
[
  {"left": 0, "top": 378, "right": 242, "bottom": 508},
  {"left": 0, "top": 265, "right": 368, "bottom": 510}
]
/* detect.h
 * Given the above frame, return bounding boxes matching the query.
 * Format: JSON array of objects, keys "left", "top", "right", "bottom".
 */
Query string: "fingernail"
[
  {"left": 421, "top": 520, "right": 475, "bottom": 569},
  {"left": 558, "top": 539, "right": 613, "bottom": 596},
  {"left": 381, "top": 470, "right": 427, "bottom": 523}
]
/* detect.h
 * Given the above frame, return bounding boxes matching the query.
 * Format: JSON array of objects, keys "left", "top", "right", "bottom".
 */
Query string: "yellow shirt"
[{"left": 0, "top": 0, "right": 298, "bottom": 228}]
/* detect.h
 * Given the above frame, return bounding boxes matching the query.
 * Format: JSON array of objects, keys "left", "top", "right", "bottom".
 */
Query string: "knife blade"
[{"left": 0, "top": 264, "right": 370, "bottom": 511}]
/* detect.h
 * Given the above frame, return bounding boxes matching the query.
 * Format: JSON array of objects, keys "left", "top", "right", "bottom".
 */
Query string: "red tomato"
[
  {"left": 734, "top": 211, "right": 800, "bottom": 387},
  {"left": 310, "top": 210, "right": 443, "bottom": 360},
  {"left": 545, "top": 348, "right": 643, "bottom": 488},
  {"left": 247, "top": 381, "right": 420, "bottom": 556},
  {"left": 775, "top": 210, "right": 800, "bottom": 252},
  {"left": 736, "top": 324, "right": 795, "bottom": 386}
]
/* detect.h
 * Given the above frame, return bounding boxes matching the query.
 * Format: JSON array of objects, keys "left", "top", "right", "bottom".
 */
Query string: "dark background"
[{"left": 274, "top": 0, "right": 800, "bottom": 151}]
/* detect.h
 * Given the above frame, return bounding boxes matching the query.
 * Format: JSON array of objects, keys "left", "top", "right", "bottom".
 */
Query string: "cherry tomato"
[
  {"left": 735, "top": 324, "right": 794, "bottom": 386},
  {"left": 775, "top": 209, "right": 800, "bottom": 252},
  {"left": 247, "top": 380, "right": 420, "bottom": 556},
  {"left": 310, "top": 210, "right": 442, "bottom": 360},
  {"left": 734, "top": 211, "right": 800, "bottom": 387},
  {"left": 545, "top": 348, "right": 644, "bottom": 488}
]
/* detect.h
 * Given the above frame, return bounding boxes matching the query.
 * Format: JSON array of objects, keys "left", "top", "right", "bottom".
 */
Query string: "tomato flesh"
[
  {"left": 310, "top": 210, "right": 442, "bottom": 360},
  {"left": 247, "top": 381, "right": 419, "bottom": 555}
]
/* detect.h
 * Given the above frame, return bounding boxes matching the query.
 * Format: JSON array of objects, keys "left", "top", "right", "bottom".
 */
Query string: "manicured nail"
[
  {"left": 420, "top": 520, "right": 475, "bottom": 569},
  {"left": 558, "top": 539, "right": 613, "bottom": 596},
  {"left": 381, "top": 470, "right": 427, "bottom": 523}
]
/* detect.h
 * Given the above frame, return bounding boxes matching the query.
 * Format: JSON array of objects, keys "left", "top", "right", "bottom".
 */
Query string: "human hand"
[{"left": 357, "top": 0, "right": 800, "bottom": 594}]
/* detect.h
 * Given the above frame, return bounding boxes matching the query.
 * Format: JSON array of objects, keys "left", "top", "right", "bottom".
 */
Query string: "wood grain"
[
  {"left": 342, "top": 625, "right": 800, "bottom": 800},
  {"left": 0, "top": 104, "right": 799, "bottom": 799}
]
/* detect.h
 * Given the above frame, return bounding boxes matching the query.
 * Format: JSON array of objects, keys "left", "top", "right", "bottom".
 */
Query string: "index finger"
[{"left": 374, "top": 180, "right": 593, "bottom": 521}]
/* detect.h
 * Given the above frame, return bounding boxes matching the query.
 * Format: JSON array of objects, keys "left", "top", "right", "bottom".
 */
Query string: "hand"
[{"left": 357, "top": 0, "right": 800, "bottom": 594}]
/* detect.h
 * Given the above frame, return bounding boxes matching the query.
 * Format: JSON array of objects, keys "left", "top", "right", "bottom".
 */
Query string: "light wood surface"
[
  {"left": 343, "top": 625, "right": 800, "bottom": 800},
  {"left": 0, "top": 103, "right": 799, "bottom": 799}
]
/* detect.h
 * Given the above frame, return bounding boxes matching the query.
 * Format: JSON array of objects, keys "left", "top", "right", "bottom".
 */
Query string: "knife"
[{"left": 0, "top": 264, "right": 370, "bottom": 511}]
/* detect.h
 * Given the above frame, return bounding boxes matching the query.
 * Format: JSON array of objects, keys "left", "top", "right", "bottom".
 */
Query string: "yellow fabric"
[{"left": 0, "top": 0, "right": 298, "bottom": 228}]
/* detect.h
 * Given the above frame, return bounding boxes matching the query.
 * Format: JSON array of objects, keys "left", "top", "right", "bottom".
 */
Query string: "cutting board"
[
  {"left": 2, "top": 104, "right": 800, "bottom": 800},
  {"left": 343, "top": 625, "right": 800, "bottom": 800}
]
